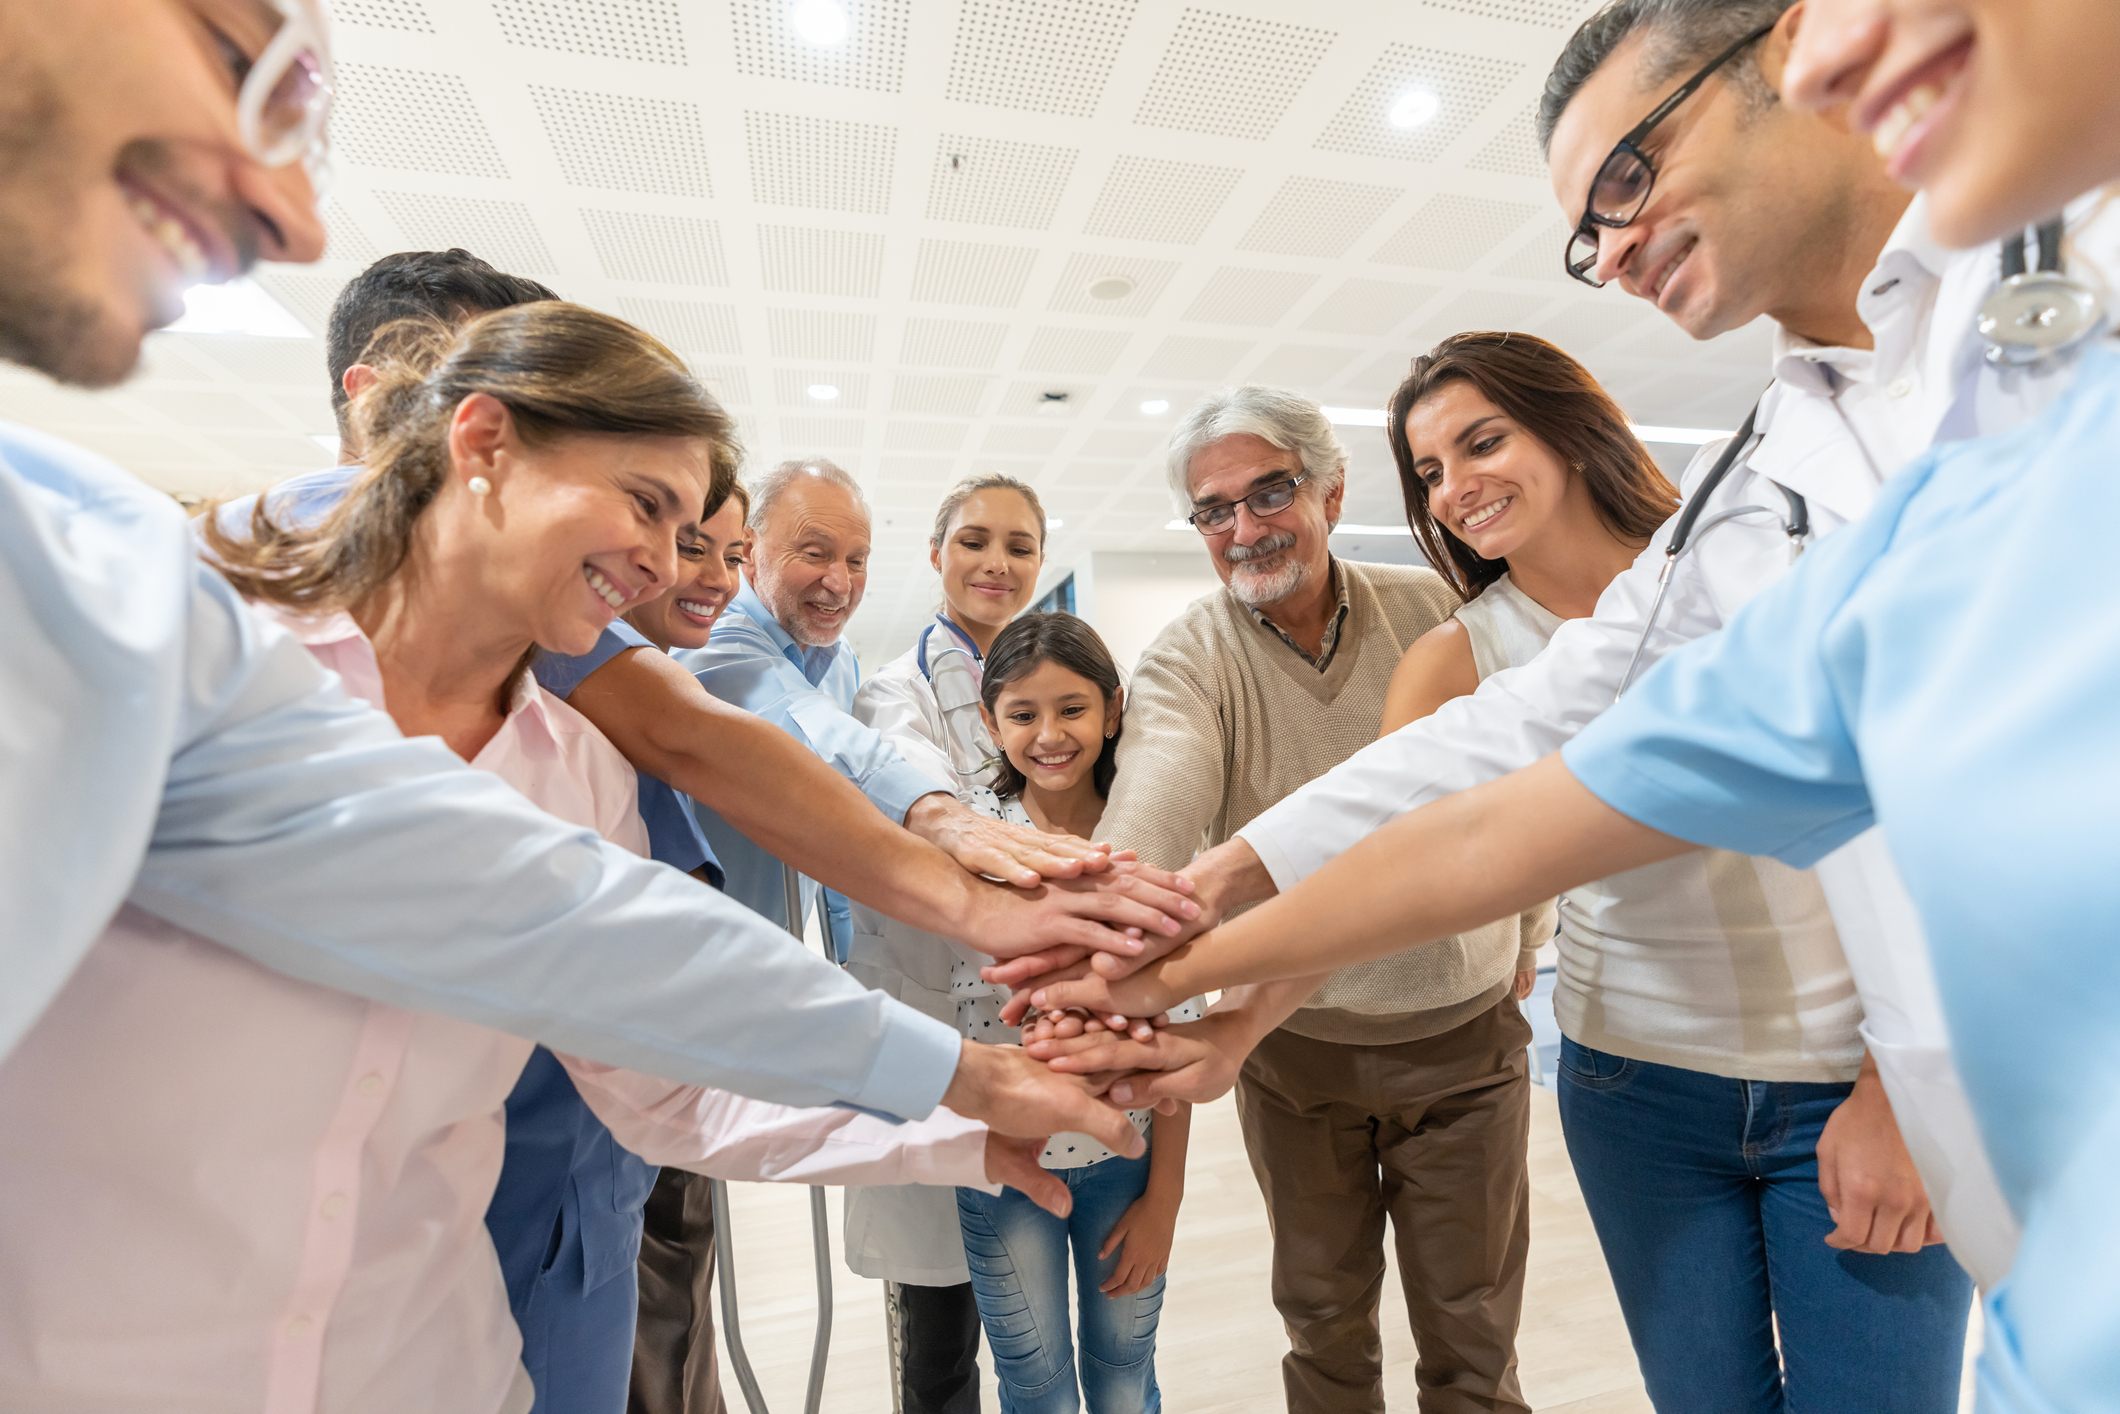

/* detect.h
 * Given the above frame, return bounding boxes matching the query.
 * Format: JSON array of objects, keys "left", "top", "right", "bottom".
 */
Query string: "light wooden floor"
[{"left": 717, "top": 1084, "right": 1979, "bottom": 1413}]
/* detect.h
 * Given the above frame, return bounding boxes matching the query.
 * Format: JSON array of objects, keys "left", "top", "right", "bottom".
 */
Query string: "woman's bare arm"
[{"left": 1380, "top": 620, "right": 1481, "bottom": 734}]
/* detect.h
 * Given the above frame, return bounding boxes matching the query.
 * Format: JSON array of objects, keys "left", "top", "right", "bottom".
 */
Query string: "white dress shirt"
[
  {"left": 0, "top": 609, "right": 992, "bottom": 1414},
  {"left": 1238, "top": 191, "right": 2120, "bottom": 1288}
]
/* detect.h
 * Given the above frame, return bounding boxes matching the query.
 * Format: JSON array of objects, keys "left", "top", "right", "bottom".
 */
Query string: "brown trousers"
[
  {"left": 1235, "top": 999, "right": 1534, "bottom": 1414},
  {"left": 629, "top": 1168, "right": 727, "bottom": 1414}
]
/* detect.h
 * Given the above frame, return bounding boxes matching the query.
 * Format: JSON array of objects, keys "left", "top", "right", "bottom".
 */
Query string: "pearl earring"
[{"left": 468, "top": 476, "right": 492, "bottom": 496}]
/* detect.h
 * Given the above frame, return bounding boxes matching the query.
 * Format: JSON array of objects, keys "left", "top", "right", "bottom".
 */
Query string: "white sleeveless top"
[{"left": 1455, "top": 574, "right": 1864, "bottom": 1083}]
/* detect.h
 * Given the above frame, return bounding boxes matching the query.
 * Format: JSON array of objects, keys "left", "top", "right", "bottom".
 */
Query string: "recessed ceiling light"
[
  {"left": 1139, "top": 398, "right": 1171, "bottom": 416},
  {"left": 1085, "top": 273, "right": 1135, "bottom": 301},
  {"left": 788, "top": 0, "right": 850, "bottom": 46},
  {"left": 807, "top": 383, "right": 841, "bottom": 401},
  {"left": 167, "top": 277, "right": 309, "bottom": 338},
  {"left": 1389, "top": 88, "right": 1442, "bottom": 129},
  {"left": 1035, "top": 390, "right": 1072, "bottom": 418}
]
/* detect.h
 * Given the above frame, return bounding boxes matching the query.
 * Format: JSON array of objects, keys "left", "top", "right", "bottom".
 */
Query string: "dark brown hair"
[
  {"left": 1386, "top": 330, "right": 1677, "bottom": 601},
  {"left": 980, "top": 613, "right": 1124, "bottom": 801}
]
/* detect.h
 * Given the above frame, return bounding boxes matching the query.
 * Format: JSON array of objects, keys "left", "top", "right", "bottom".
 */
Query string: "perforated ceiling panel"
[
  {"left": 910, "top": 240, "right": 1040, "bottom": 308},
  {"left": 1422, "top": 0, "right": 1586, "bottom": 26},
  {"left": 729, "top": 0, "right": 910, "bottom": 92},
  {"left": 1079, "top": 155, "right": 1243, "bottom": 244},
  {"left": 1417, "top": 289, "right": 1556, "bottom": 338},
  {"left": 1313, "top": 46, "right": 1523, "bottom": 163},
  {"left": 766, "top": 309, "right": 879, "bottom": 362},
  {"left": 780, "top": 415, "right": 867, "bottom": 448},
  {"left": 945, "top": 0, "right": 1137, "bottom": 119},
  {"left": 1247, "top": 343, "right": 1361, "bottom": 388},
  {"left": 1046, "top": 254, "right": 1179, "bottom": 317},
  {"left": 1019, "top": 327, "right": 1132, "bottom": 375},
  {"left": 885, "top": 421, "right": 970, "bottom": 452},
  {"left": 1078, "top": 427, "right": 1167, "bottom": 459},
  {"left": 890, "top": 375, "right": 992, "bottom": 416},
  {"left": 1140, "top": 336, "right": 1251, "bottom": 382},
  {"left": 531, "top": 87, "right": 711, "bottom": 198},
  {"left": 334, "top": 65, "right": 509, "bottom": 178},
  {"left": 1181, "top": 267, "right": 1317, "bottom": 327},
  {"left": 899, "top": 318, "right": 1010, "bottom": 368},
  {"left": 1537, "top": 298, "right": 1654, "bottom": 355},
  {"left": 1466, "top": 106, "right": 1550, "bottom": 180},
  {"left": 982, "top": 424, "right": 1068, "bottom": 456},
  {"left": 924, "top": 136, "right": 1079, "bottom": 230},
  {"left": 489, "top": 0, "right": 686, "bottom": 65},
  {"left": 615, "top": 297, "right": 743, "bottom": 356},
  {"left": 321, "top": 202, "right": 381, "bottom": 263},
  {"left": 692, "top": 364, "right": 752, "bottom": 404},
  {"left": 582, "top": 211, "right": 729, "bottom": 285},
  {"left": 1488, "top": 220, "right": 1573, "bottom": 281},
  {"left": 1235, "top": 177, "right": 1403, "bottom": 260},
  {"left": 372, "top": 191, "right": 558, "bottom": 275},
  {"left": 774, "top": 370, "right": 871, "bottom": 408},
  {"left": 1371, "top": 193, "right": 1542, "bottom": 270},
  {"left": 183, "top": 336, "right": 327, "bottom": 387},
  {"left": 332, "top": 0, "right": 435, "bottom": 30},
  {"left": 1134, "top": 9, "right": 1336, "bottom": 141},
  {"left": 757, "top": 226, "right": 886, "bottom": 296},
  {"left": 248, "top": 269, "right": 344, "bottom": 336},
  {"left": 745, "top": 112, "right": 897, "bottom": 215},
  {"left": 1301, "top": 278, "right": 1441, "bottom": 336}
]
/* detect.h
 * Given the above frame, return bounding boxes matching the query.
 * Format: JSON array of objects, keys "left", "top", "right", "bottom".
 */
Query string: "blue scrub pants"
[
  {"left": 956, "top": 1153, "right": 1164, "bottom": 1414},
  {"left": 1557, "top": 1038, "right": 1972, "bottom": 1413}
]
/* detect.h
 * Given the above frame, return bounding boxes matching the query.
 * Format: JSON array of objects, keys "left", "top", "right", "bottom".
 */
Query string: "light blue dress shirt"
[
  {"left": 1562, "top": 343, "right": 2120, "bottom": 1414},
  {"left": 0, "top": 422, "right": 960, "bottom": 1119},
  {"left": 675, "top": 581, "right": 941, "bottom": 957}
]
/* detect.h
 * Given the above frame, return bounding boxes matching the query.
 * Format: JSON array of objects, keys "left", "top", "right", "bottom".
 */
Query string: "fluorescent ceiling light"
[
  {"left": 807, "top": 383, "right": 840, "bottom": 401},
  {"left": 1139, "top": 398, "right": 1170, "bottom": 416},
  {"left": 1164, "top": 519, "right": 1191, "bottom": 531},
  {"left": 788, "top": 0, "right": 849, "bottom": 46},
  {"left": 1389, "top": 88, "right": 1442, "bottom": 128},
  {"left": 167, "top": 278, "right": 309, "bottom": 338},
  {"left": 1320, "top": 405, "right": 1732, "bottom": 445},
  {"left": 1331, "top": 523, "right": 1413, "bottom": 536},
  {"left": 1321, "top": 405, "right": 1387, "bottom": 427}
]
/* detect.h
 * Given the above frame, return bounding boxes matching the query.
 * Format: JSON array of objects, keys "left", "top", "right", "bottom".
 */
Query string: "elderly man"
[{"left": 1090, "top": 386, "right": 1549, "bottom": 1414}]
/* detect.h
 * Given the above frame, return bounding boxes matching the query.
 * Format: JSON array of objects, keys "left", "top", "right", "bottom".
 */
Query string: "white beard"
[{"left": 1226, "top": 553, "right": 1309, "bottom": 609}]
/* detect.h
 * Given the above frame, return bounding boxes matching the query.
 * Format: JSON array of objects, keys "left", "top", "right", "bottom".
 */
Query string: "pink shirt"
[{"left": 0, "top": 611, "right": 988, "bottom": 1414}]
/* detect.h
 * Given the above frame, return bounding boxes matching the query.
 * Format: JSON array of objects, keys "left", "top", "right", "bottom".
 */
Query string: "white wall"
[{"left": 1071, "top": 549, "right": 1224, "bottom": 677}]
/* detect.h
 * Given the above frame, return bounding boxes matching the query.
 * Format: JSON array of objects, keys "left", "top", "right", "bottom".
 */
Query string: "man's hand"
[
  {"left": 905, "top": 793, "right": 1110, "bottom": 886},
  {"left": 983, "top": 1133, "right": 1071, "bottom": 1217},
  {"left": 1027, "top": 1011, "right": 1254, "bottom": 1108},
  {"left": 1514, "top": 968, "right": 1536, "bottom": 1001},
  {"left": 1817, "top": 1055, "right": 1943, "bottom": 1253},
  {"left": 941, "top": 1040, "right": 1144, "bottom": 1158},
  {"left": 974, "top": 865, "right": 1201, "bottom": 962}
]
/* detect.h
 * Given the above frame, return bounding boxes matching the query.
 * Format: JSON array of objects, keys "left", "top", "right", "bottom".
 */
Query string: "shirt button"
[
  {"left": 286, "top": 1316, "right": 314, "bottom": 1340},
  {"left": 1888, "top": 377, "right": 1913, "bottom": 398},
  {"left": 320, "top": 1193, "right": 348, "bottom": 1220},
  {"left": 356, "top": 1074, "right": 384, "bottom": 1097}
]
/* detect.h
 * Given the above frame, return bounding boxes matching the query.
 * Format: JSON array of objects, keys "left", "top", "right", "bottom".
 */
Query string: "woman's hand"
[{"left": 1098, "top": 1187, "right": 1179, "bottom": 1297}]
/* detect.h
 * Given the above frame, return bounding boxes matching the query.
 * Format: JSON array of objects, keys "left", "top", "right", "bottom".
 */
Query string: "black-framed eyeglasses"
[
  {"left": 1185, "top": 473, "right": 1310, "bottom": 534},
  {"left": 1563, "top": 22, "right": 1776, "bottom": 287}
]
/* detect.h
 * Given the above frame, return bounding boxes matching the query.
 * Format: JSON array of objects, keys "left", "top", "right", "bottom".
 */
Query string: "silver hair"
[
  {"left": 1537, "top": 0, "right": 1795, "bottom": 153},
  {"left": 745, "top": 456, "right": 869, "bottom": 530},
  {"left": 931, "top": 472, "right": 1047, "bottom": 548},
  {"left": 1163, "top": 386, "right": 1348, "bottom": 518}
]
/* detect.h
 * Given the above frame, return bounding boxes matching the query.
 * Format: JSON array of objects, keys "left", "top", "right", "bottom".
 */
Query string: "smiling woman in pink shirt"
[{"left": 0, "top": 304, "right": 1064, "bottom": 1414}]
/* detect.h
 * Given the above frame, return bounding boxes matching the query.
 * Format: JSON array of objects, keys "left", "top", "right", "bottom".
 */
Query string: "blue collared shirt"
[
  {"left": 674, "top": 582, "right": 941, "bottom": 954},
  {"left": 1563, "top": 343, "right": 2120, "bottom": 1414},
  {"left": 0, "top": 423, "right": 960, "bottom": 1119}
]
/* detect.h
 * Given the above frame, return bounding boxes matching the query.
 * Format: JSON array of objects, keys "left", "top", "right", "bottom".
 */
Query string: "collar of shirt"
[
  {"left": 729, "top": 580, "right": 845, "bottom": 688},
  {"left": 1246, "top": 559, "right": 1351, "bottom": 672}
]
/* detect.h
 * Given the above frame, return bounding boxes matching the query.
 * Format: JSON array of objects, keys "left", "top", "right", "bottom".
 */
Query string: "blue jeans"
[
  {"left": 1557, "top": 1038, "right": 1972, "bottom": 1413},
  {"left": 957, "top": 1154, "right": 1163, "bottom": 1414}
]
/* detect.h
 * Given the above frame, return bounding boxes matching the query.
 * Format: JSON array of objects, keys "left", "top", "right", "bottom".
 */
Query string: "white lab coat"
[{"left": 1240, "top": 190, "right": 2120, "bottom": 1290}]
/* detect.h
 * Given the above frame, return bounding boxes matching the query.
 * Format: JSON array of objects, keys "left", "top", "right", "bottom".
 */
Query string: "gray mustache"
[{"left": 1224, "top": 530, "right": 1297, "bottom": 564}]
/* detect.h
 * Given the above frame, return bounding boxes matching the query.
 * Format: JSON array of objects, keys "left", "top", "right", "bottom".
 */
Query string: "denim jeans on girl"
[
  {"left": 1557, "top": 1038, "right": 1973, "bottom": 1413},
  {"left": 956, "top": 1152, "right": 1163, "bottom": 1414}
]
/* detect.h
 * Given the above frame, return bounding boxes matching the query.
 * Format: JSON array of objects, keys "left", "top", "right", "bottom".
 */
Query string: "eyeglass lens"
[
  {"left": 1195, "top": 479, "right": 1299, "bottom": 532},
  {"left": 261, "top": 49, "right": 327, "bottom": 149}
]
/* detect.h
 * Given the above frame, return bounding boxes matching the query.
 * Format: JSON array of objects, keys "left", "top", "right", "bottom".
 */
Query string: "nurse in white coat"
[{"left": 845, "top": 474, "right": 1054, "bottom": 1411}]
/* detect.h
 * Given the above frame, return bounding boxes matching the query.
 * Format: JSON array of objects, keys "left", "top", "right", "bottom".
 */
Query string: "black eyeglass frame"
[
  {"left": 1185, "top": 472, "right": 1311, "bottom": 534},
  {"left": 1563, "top": 21, "right": 1778, "bottom": 287}
]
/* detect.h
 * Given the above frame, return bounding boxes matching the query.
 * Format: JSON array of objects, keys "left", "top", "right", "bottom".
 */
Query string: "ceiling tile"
[
  {"left": 616, "top": 297, "right": 743, "bottom": 356},
  {"left": 758, "top": 226, "right": 886, "bottom": 296},
  {"left": 490, "top": 0, "right": 687, "bottom": 65},
  {"left": 729, "top": 0, "right": 912, "bottom": 92},
  {"left": 1418, "top": 289, "right": 1557, "bottom": 337},
  {"left": 899, "top": 318, "right": 1009, "bottom": 368},
  {"left": 1140, "top": 335, "right": 1251, "bottom": 382},
  {"left": 182, "top": 336, "right": 327, "bottom": 386},
  {"left": 1300, "top": 278, "right": 1441, "bottom": 336},
  {"left": 1488, "top": 220, "right": 1573, "bottom": 280},
  {"left": 531, "top": 87, "right": 712, "bottom": 198},
  {"left": 1466, "top": 105, "right": 1548, "bottom": 180},
  {"left": 1535, "top": 299, "right": 1655, "bottom": 357},
  {"left": 775, "top": 370, "right": 871, "bottom": 409},
  {"left": 1134, "top": 8, "right": 1337, "bottom": 141},
  {"left": 1248, "top": 343, "right": 1362, "bottom": 388},
  {"left": 1078, "top": 428, "right": 1166, "bottom": 458},
  {"left": 1181, "top": 267, "right": 1317, "bottom": 326},
  {"left": 66, "top": 428, "right": 211, "bottom": 467},
  {"left": 910, "top": 239, "right": 1041, "bottom": 308},
  {"left": 248, "top": 268, "right": 345, "bottom": 336},
  {"left": 1421, "top": 0, "right": 1588, "bottom": 27},
  {"left": 745, "top": 112, "right": 898, "bottom": 215},
  {"left": 372, "top": 191, "right": 558, "bottom": 276},
  {"left": 322, "top": 202, "right": 380, "bottom": 263},
  {"left": 778, "top": 415, "right": 868, "bottom": 448},
  {"left": 1080, "top": 156, "right": 1244, "bottom": 244},
  {"left": 1313, "top": 45, "right": 1523, "bottom": 163},
  {"left": 886, "top": 421, "right": 971, "bottom": 452},
  {"left": 981, "top": 424, "right": 1068, "bottom": 456},
  {"left": 335, "top": 65, "right": 508, "bottom": 179},
  {"left": 890, "top": 375, "right": 992, "bottom": 416},
  {"left": 925, "top": 135, "right": 1079, "bottom": 230},
  {"left": 945, "top": 0, "right": 1138, "bottom": 119},
  {"left": 1046, "top": 253, "right": 1180, "bottom": 316},
  {"left": 207, "top": 432, "right": 339, "bottom": 470},
  {"left": 766, "top": 309, "right": 878, "bottom": 360},
  {"left": 268, "top": 389, "right": 338, "bottom": 431},
  {"left": 1235, "top": 177, "right": 1403, "bottom": 259},
  {"left": 1052, "top": 460, "right": 1139, "bottom": 488},
  {"left": 332, "top": 0, "right": 434, "bottom": 31},
  {"left": 878, "top": 456, "right": 958, "bottom": 483},
  {"left": 1371, "top": 194, "right": 1542, "bottom": 270},
  {"left": 583, "top": 211, "right": 729, "bottom": 285},
  {"left": 691, "top": 364, "right": 753, "bottom": 405},
  {"left": 1019, "top": 327, "right": 1132, "bottom": 375},
  {"left": 130, "top": 390, "right": 285, "bottom": 431}
]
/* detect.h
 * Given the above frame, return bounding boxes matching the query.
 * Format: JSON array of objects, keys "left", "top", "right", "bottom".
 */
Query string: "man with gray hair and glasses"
[{"left": 1086, "top": 385, "right": 1553, "bottom": 1414}]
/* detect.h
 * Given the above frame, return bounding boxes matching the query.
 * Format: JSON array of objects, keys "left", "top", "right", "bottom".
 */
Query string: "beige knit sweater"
[{"left": 1100, "top": 560, "right": 1552, "bottom": 1046}]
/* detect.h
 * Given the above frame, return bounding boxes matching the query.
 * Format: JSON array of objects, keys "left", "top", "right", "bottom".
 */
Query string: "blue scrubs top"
[{"left": 1563, "top": 342, "right": 2120, "bottom": 1414}]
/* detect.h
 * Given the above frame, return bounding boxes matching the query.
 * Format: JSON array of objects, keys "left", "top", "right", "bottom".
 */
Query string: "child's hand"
[{"left": 1097, "top": 1189, "right": 1178, "bottom": 1297}]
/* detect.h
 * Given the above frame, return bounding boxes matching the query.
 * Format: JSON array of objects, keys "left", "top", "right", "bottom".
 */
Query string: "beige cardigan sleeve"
[{"left": 1095, "top": 627, "right": 1228, "bottom": 872}]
